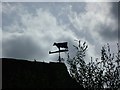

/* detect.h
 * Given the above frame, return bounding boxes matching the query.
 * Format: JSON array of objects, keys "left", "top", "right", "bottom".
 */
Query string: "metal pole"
[
  {"left": 59, "top": 52, "right": 61, "bottom": 62},
  {"left": 58, "top": 48, "right": 61, "bottom": 63}
]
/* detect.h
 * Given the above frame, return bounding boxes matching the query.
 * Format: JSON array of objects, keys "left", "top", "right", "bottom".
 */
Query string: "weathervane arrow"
[{"left": 49, "top": 42, "right": 68, "bottom": 63}]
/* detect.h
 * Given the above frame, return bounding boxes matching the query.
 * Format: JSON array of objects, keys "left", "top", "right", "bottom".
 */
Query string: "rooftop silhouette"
[{"left": 2, "top": 58, "right": 83, "bottom": 89}]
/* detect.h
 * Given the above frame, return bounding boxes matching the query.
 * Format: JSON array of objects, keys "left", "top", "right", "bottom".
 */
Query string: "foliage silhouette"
[{"left": 67, "top": 40, "right": 120, "bottom": 90}]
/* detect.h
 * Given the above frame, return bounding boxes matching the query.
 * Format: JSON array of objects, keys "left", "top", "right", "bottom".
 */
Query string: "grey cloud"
[
  {"left": 2, "top": 35, "right": 46, "bottom": 60},
  {"left": 94, "top": 2, "right": 119, "bottom": 42},
  {"left": 0, "top": 4, "right": 1, "bottom": 27},
  {"left": 98, "top": 23, "right": 118, "bottom": 41},
  {"left": 10, "top": 2, "right": 86, "bottom": 26},
  {"left": 99, "top": 2, "right": 118, "bottom": 41},
  {"left": 118, "top": 2, "right": 120, "bottom": 40},
  {"left": 70, "top": 2, "right": 86, "bottom": 14},
  {"left": 3, "top": 0, "right": 120, "bottom": 2},
  {"left": 2, "top": 12, "right": 19, "bottom": 28},
  {"left": 2, "top": 2, "right": 86, "bottom": 31},
  {"left": 110, "top": 2, "right": 118, "bottom": 20},
  {"left": 68, "top": 23, "right": 96, "bottom": 45},
  {"left": 57, "top": 2, "right": 86, "bottom": 25},
  {"left": 2, "top": 2, "right": 26, "bottom": 29},
  {"left": 2, "top": 2, "right": 118, "bottom": 63}
]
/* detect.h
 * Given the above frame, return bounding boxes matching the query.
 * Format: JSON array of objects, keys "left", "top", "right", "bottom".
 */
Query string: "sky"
[
  {"left": 1, "top": 0, "right": 120, "bottom": 2},
  {"left": 1, "top": 2, "right": 119, "bottom": 63}
]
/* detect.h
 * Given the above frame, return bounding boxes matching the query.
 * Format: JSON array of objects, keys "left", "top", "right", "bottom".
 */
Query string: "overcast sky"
[
  {"left": 2, "top": 0, "right": 120, "bottom": 2},
  {"left": 2, "top": 2, "right": 119, "bottom": 62}
]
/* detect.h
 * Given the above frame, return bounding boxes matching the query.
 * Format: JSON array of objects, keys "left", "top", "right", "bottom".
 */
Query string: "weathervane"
[{"left": 49, "top": 42, "right": 68, "bottom": 63}]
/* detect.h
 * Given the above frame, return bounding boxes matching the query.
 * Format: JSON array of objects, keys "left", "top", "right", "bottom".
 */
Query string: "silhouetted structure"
[
  {"left": 49, "top": 42, "right": 68, "bottom": 62},
  {"left": 2, "top": 58, "right": 83, "bottom": 89},
  {"left": 53, "top": 42, "right": 68, "bottom": 50},
  {"left": 34, "top": 59, "right": 36, "bottom": 62}
]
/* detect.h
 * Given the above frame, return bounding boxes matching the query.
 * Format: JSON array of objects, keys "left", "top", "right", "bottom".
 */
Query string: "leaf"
[{"left": 73, "top": 45, "right": 78, "bottom": 50}]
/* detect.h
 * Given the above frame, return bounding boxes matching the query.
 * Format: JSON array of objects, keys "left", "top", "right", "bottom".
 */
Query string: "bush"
[{"left": 67, "top": 40, "right": 120, "bottom": 90}]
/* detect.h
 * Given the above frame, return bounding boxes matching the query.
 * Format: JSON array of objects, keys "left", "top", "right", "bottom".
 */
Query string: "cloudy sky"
[{"left": 1, "top": 2, "right": 119, "bottom": 62}]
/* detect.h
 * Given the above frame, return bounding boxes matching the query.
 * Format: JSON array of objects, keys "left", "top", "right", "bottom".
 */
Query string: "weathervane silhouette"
[{"left": 49, "top": 42, "right": 68, "bottom": 63}]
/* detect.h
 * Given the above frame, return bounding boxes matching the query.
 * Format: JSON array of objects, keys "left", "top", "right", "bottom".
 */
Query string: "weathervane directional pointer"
[{"left": 49, "top": 42, "right": 68, "bottom": 63}]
